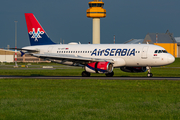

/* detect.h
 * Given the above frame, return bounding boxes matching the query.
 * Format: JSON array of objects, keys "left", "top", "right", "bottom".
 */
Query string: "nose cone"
[{"left": 167, "top": 54, "right": 175, "bottom": 64}]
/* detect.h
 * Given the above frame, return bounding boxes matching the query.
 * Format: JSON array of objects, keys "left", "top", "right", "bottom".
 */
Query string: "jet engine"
[
  {"left": 85, "top": 62, "right": 113, "bottom": 73},
  {"left": 120, "top": 67, "right": 147, "bottom": 73}
]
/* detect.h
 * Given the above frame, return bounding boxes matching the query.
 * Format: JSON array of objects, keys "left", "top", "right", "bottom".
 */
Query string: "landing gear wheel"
[
  {"left": 82, "top": 71, "right": 90, "bottom": 77},
  {"left": 146, "top": 66, "right": 153, "bottom": 77},
  {"left": 147, "top": 73, "right": 153, "bottom": 77},
  {"left": 105, "top": 71, "right": 114, "bottom": 77}
]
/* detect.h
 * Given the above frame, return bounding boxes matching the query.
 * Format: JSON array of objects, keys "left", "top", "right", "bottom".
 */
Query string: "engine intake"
[{"left": 85, "top": 62, "right": 113, "bottom": 73}]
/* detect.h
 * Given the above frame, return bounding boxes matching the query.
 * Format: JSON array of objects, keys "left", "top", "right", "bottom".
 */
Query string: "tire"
[
  {"left": 147, "top": 73, "right": 153, "bottom": 77},
  {"left": 82, "top": 71, "right": 90, "bottom": 77},
  {"left": 105, "top": 71, "right": 114, "bottom": 77}
]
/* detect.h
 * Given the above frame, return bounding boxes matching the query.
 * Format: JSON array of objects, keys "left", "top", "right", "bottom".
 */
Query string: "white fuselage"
[{"left": 23, "top": 44, "right": 175, "bottom": 67}]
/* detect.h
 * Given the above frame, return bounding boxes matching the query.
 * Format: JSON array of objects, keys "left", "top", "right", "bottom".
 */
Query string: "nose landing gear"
[{"left": 146, "top": 66, "right": 153, "bottom": 77}]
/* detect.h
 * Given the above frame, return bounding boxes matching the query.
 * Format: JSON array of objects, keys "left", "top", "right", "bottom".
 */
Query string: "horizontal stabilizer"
[{"left": 9, "top": 48, "right": 39, "bottom": 52}]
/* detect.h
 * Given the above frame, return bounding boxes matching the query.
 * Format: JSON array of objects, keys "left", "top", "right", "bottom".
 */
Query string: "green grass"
[
  {"left": 0, "top": 79, "right": 180, "bottom": 120},
  {"left": 0, "top": 67, "right": 179, "bottom": 77},
  {"left": 0, "top": 59, "right": 180, "bottom": 119}
]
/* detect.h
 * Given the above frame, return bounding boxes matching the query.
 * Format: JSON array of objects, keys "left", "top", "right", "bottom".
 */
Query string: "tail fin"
[{"left": 25, "top": 13, "right": 56, "bottom": 46}]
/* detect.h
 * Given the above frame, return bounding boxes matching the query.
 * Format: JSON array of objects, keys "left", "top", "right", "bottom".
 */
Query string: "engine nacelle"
[
  {"left": 120, "top": 67, "right": 147, "bottom": 73},
  {"left": 85, "top": 62, "right": 113, "bottom": 73}
]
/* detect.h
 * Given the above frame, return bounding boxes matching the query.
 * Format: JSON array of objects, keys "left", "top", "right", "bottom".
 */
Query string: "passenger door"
[{"left": 141, "top": 47, "right": 148, "bottom": 59}]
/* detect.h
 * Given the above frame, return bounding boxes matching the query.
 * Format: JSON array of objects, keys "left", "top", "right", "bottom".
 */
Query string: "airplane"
[{"left": 20, "top": 13, "right": 175, "bottom": 77}]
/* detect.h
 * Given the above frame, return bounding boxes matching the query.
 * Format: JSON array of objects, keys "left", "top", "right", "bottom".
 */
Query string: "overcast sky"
[{"left": 0, "top": 0, "right": 180, "bottom": 48}]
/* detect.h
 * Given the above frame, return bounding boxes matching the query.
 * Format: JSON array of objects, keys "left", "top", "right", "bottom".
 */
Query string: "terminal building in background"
[
  {"left": 0, "top": 49, "right": 14, "bottom": 62},
  {"left": 125, "top": 30, "right": 179, "bottom": 57},
  {"left": 0, "top": 49, "right": 49, "bottom": 63}
]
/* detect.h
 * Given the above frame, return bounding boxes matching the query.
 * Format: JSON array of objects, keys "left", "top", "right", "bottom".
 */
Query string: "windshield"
[{"left": 154, "top": 50, "right": 168, "bottom": 53}]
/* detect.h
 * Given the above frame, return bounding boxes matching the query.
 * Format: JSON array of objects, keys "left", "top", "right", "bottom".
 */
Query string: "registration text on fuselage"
[{"left": 91, "top": 48, "right": 136, "bottom": 56}]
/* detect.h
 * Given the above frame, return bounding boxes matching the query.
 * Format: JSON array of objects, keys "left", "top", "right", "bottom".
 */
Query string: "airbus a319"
[{"left": 20, "top": 13, "right": 175, "bottom": 77}]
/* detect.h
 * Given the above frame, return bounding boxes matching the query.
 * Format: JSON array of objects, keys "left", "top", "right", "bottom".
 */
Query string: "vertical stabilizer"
[{"left": 25, "top": 13, "right": 56, "bottom": 46}]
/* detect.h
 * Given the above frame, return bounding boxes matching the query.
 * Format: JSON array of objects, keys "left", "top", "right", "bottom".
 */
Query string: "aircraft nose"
[{"left": 167, "top": 54, "right": 175, "bottom": 64}]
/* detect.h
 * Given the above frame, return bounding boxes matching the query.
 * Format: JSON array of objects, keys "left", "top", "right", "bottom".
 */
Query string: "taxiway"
[{"left": 0, "top": 76, "right": 180, "bottom": 80}]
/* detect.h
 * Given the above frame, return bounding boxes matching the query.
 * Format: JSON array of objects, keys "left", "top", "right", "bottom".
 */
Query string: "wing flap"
[{"left": 33, "top": 53, "right": 114, "bottom": 63}]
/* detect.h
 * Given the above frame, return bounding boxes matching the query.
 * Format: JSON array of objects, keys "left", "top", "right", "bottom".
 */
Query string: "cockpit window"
[
  {"left": 162, "top": 50, "right": 167, "bottom": 53},
  {"left": 154, "top": 50, "right": 168, "bottom": 53},
  {"left": 158, "top": 50, "right": 162, "bottom": 53}
]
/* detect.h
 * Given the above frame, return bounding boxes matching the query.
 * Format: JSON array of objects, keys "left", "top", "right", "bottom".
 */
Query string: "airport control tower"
[{"left": 87, "top": 0, "right": 106, "bottom": 44}]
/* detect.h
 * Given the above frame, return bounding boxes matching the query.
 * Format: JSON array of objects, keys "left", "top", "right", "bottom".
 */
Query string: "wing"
[{"left": 32, "top": 53, "right": 114, "bottom": 65}]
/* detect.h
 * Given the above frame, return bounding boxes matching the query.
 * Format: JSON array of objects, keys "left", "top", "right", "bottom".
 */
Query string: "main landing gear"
[
  {"left": 82, "top": 71, "right": 91, "bottom": 77},
  {"left": 146, "top": 66, "right": 153, "bottom": 77},
  {"left": 81, "top": 71, "right": 114, "bottom": 77},
  {"left": 105, "top": 71, "right": 114, "bottom": 77}
]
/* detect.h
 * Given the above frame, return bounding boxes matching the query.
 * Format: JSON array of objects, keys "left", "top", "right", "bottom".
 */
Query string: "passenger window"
[{"left": 154, "top": 50, "right": 158, "bottom": 53}]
